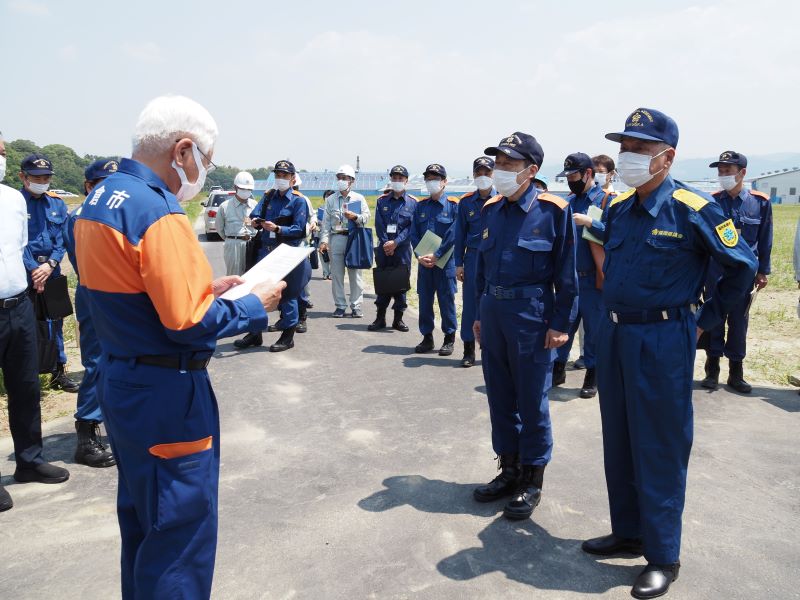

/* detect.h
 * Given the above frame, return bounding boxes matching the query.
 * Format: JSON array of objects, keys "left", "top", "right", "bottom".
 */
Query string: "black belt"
[
  {"left": 227, "top": 235, "right": 251, "bottom": 240},
  {"left": 332, "top": 231, "right": 349, "bottom": 236},
  {"left": 607, "top": 305, "right": 696, "bottom": 324},
  {"left": 485, "top": 283, "right": 545, "bottom": 300},
  {"left": 127, "top": 355, "right": 211, "bottom": 371},
  {"left": 577, "top": 270, "right": 595, "bottom": 277},
  {"left": 0, "top": 290, "right": 27, "bottom": 309}
]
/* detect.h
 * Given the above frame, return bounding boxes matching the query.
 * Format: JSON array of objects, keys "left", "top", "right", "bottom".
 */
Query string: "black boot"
[
  {"left": 701, "top": 356, "right": 720, "bottom": 389},
  {"left": 552, "top": 361, "right": 567, "bottom": 386},
  {"left": 415, "top": 334, "right": 434, "bottom": 353},
  {"left": 461, "top": 341, "right": 476, "bottom": 368},
  {"left": 727, "top": 360, "right": 752, "bottom": 393},
  {"left": 0, "top": 484, "right": 12, "bottom": 512},
  {"left": 270, "top": 327, "right": 295, "bottom": 352},
  {"left": 631, "top": 562, "right": 680, "bottom": 599},
  {"left": 74, "top": 420, "right": 116, "bottom": 468},
  {"left": 439, "top": 333, "right": 455, "bottom": 356},
  {"left": 579, "top": 368, "right": 597, "bottom": 398},
  {"left": 503, "top": 464, "right": 544, "bottom": 520},
  {"left": 392, "top": 311, "right": 409, "bottom": 332},
  {"left": 50, "top": 363, "right": 80, "bottom": 393},
  {"left": 368, "top": 307, "right": 387, "bottom": 331},
  {"left": 473, "top": 454, "right": 521, "bottom": 502},
  {"left": 234, "top": 332, "right": 263, "bottom": 349},
  {"left": 296, "top": 307, "right": 308, "bottom": 333}
]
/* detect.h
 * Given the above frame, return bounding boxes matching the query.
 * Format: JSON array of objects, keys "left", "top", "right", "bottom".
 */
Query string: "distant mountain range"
[{"left": 672, "top": 153, "right": 800, "bottom": 181}]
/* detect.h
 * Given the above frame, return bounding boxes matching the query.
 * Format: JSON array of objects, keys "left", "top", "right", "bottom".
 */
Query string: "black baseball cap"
[
  {"left": 557, "top": 152, "right": 593, "bottom": 177},
  {"left": 485, "top": 132, "right": 544, "bottom": 167},
  {"left": 605, "top": 107, "right": 679, "bottom": 148},
  {"left": 473, "top": 156, "right": 495, "bottom": 172},
  {"left": 423, "top": 163, "right": 447, "bottom": 178},
  {"left": 709, "top": 151, "right": 747, "bottom": 168},
  {"left": 390, "top": 165, "right": 409, "bottom": 177},
  {"left": 21, "top": 153, "right": 54, "bottom": 175},
  {"left": 273, "top": 160, "right": 296, "bottom": 174}
]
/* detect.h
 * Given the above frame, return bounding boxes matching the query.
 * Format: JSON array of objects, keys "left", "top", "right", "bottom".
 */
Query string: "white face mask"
[
  {"left": 474, "top": 175, "right": 493, "bottom": 191},
  {"left": 493, "top": 167, "right": 529, "bottom": 197},
  {"left": 390, "top": 181, "right": 406, "bottom": 193},
  {"left": 718, "top": 175, "right": 739, "bottom": 191},
  {"left": 171, "top": 142, "right": 208, "bottom": 201},
  {"left": 616, "top": 148, "right": 669, "bottom": 188},
  {"left": 27, "top": 180, "right": 50, "bottom": 196},
  {"left": 0, "top": 155, "right": 6, "bottom": 181},
  {"left": 425, "top": 179, "right": 443, "bottom": 195},
  {"left": 594, "top": 172, "right": 608, "bottom": 186},
  {"left": 337, "top": 179, "right": 351, "bottom": 193},
  {"left": 274, "top": 178, "right": 291, "bottom": 192},
  {"left": 236, "top": 188, "right": 252, "bottom": 200}
]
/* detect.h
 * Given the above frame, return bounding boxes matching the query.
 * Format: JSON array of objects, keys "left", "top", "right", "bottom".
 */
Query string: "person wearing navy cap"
[
  {"left": 236, "top": 159, "right": 311, "bottom": 352},
  {"left": 18, "top": 153, "right": 80, "bottom": 393},
  {"left": 700, "top": 151, "right": 773, "bottom": 393},
  {"left": 369, "top": 165, "right": 416, "bottom": 332},
  {"left": 551, "top": 152, "right": 607, "bottom": 397},
  {"left": 472, "top": 132, "right": 578, "bottom": 521},
  {"left": 454, "top": 157, "right": 496, "bottom": 367},
  {"left": 62, "top": 158, "right": 119, "bottom": 467},
  {"left": 410, "top": 163, "right": 460, "bottom": 355},
  {"left": 583, "top": 108, "right": 757, "bottom": 599}
]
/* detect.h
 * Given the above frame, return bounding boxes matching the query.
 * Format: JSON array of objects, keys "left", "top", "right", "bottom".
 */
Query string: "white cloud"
[
  {"left": 121, "top": 41, "right": 163, "bottom": 63},
  {"left": 7, "top": 0, "right": 50, "bottom": 16}
]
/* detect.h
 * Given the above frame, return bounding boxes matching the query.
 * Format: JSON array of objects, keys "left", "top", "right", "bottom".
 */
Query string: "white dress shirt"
[{"left": 0, "top": 183, "right": 30, "bottom": 297}]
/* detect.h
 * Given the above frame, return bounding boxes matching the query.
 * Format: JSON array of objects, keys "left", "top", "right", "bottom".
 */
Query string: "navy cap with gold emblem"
[
  {"left": 557, "top": 152, "right": 593, "bottom": 177},
  {"left": 709, "top": 150, "right": 747, "bottom": 168},
  {"left": 84, "top": 158, "right": 119, "bottom": 181},
  {"left": 390, "top": 165, "right": 409, "bottom": 178},
  {"left": 423, "top": 163, "right": 447, "bottom": 178},
  {"left": 484, "top": 132, "right": 544, "bottom": 166},
  {"left": 472, "top": 156, "right": 495, "bottom": 172},
  {"left": 21, "top": 153, "right": 54, "bottom": 175},
  {"left": 273, "top": 160, "right": 296, "bottom": 174},
  {"left": 605, "top": 107, "right": 679, "bottom": 148}
]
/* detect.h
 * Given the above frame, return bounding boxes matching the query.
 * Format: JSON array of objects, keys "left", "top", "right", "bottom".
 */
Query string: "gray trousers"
[
  {"left": 223, "top": 238, "right": 247, "bottom": 276},
  {"left": 329, "top": 234, "right": 363, "bottom": 310}
]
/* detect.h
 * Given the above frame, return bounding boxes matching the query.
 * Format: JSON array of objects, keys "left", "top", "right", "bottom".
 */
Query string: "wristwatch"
[{"left": 47, "top": 258, "right": 59, "bottom": 269}]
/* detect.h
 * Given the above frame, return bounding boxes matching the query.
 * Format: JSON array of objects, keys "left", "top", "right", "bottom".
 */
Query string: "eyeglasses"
[{"left": 176, "top": 140, "right": 217, "bottom": 174}]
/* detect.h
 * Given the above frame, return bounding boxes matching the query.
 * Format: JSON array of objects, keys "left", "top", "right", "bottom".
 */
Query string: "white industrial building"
[{"left": 749, "top": 167, "right": 800, "bottom": 204}]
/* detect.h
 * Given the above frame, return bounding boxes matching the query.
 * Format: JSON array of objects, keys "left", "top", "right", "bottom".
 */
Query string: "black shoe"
[
  {"left": 579, "top": 368, "right": 597, "bottom": 398},
  {"left": 461, "top": 341, "right": 476, "bottom": 368},
  {"left": 305, "top": 301, "right": 314, "bottom": 309},
  {"left": 0, "top": 485, "right": 12, "bottom": 512},
  {"left": 573, "top": 357, "right": 586, "bottom": 370},
  {"left": 503, "top": 464, "right": 544, "bottom": 520},
  {"left": 552, "top": 361, "right": 567, "bottom": 386},
  {"left": 234, "top": 332, "right": 263, "bottom": 349},
  {"left": 270, "top": 327, "right": 295, "bottom": 352},
  {"left": 332, "top": 308, "right": 347, "bottom": 318},
  {"left": 581, "top": 533, "right": 644, "bottom": 557},
  {"left": 727, "top": 361, "right": 752, "bottom": 394},
  {"left": 438, "top": 333, "right": 455, "bottom": 356},
  {"left": 14, "top": 462, "right": 70, "bottom": 484},
  {"left": 296, "top": 307, "right": 308, "bottom": 333},
  {"left": 267, "top": 324, "right": 281, "bottom": 333},
  {"left": 473, "top": 454, "right": 521, "bottom": 502},
  {"left": 701, "top": 356, "right": 720, "bottom": 389},
  {"left": 50, "top": 364, "right": 80, "bottom": 393},
  {"left": 415, "top": 334, "right": 435, "bottom": 353},
  {"left": 74, "top": 420, "right": 116, "bottom": 468},
  {"left": 631, "top": 562, "right": 680, "bottom": 599},
  {"left": 368, "top": 307, "right": 387, "bottom": 331},
  {"left": 392, "top": 311, "right": 409, "bottom": 332}
]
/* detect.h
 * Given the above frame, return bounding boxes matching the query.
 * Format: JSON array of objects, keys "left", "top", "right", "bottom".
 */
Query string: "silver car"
[{"left": 202, "top": 190, "right": 235, "bottom": 240}]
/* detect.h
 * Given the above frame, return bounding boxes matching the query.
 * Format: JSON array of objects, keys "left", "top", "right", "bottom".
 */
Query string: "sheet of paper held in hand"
[
  {"left": 581, "top": 205, "right": 604, "bottom": 245},
  {"left": 219, "top": 244, "right": 313, "bottom": 301},
  {"left": 414, "top": 230, "right": 454, "bottom": 269}
]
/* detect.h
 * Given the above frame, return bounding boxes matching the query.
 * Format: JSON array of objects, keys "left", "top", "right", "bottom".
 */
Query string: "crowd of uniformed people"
[{"left": 0, "top": 95, "right": 783, "bottom": 599}]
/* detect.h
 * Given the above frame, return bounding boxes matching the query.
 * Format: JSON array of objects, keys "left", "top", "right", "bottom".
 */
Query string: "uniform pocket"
[
  {"left": 149, "top": 437, "right": 214, "bottom": 531},
  {"left": 518, "top": 331, "right": 553, "bottom": 363},
  {"left": 516, "top": 237, "right": 553, "bottom": 277}
]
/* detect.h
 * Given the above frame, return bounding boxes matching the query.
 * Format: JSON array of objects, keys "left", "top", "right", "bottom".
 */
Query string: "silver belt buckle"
[
  {"left": 610, "top": 311, "right": 619, "bottom": 323},
  {"left": 661, "top": 310, "right": 668, "bottom": 320}
]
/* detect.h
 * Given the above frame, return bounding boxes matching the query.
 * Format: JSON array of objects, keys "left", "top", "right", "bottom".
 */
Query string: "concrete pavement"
[{"left": 1, "top": 230, "right": 798, "bottom": 599}]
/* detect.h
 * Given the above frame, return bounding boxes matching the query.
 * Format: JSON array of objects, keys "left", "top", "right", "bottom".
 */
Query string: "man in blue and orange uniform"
[
  {"left": 64, "top": 158, "right": 119, "bottom": 468},
  {"left": 701, "top": 151, "right": 773, "bottom": 393},
  {"left": 454, "top": 157, "right": 496, "bottom": 368},
  {"left": 410, "top": 163, "right": 460, "bottom": 355},
  {"left": 552, "top": 152, "right": 606, "bottom": 398},
  {"left": 234, "top": 159, "right": 310, "bottom": 352},
  {"left": 18, "top": 153, "right": 80, "bottom": 392},
  {"left": 472, "top": 132, "right": 577, "bottom": 521},
  {"left": 75, "top": 95, "right": 284, "bottom": 599},
  {"left": 583, "top": 108, "right": 757, "bottom": 599},
  {"left": 369, "top": 164, "right": 416, "bottom": 332}
]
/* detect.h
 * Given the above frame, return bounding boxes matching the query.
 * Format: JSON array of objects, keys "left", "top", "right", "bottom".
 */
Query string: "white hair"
[{"left": 132, "top": 95, "right": 218, "bottom": 156}]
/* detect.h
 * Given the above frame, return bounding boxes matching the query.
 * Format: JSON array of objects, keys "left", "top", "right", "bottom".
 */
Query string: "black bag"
[
  {"left": 36, "top": 319, "right": 59, "bottom": 375},
  {"left": 309, "top": 245, "right": 320, "bottom": 270},
  {"left": 32, "top": 275, "right": 73, "bottom": 320},
  {"left": 244, "top": 236, "right": 259, "bottom": 271},
  {"left": 373, "top": 264, "right": 411, "bottom": 295}
]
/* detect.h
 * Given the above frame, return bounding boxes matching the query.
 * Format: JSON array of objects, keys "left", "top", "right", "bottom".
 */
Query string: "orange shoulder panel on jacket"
[
  {"left": 537, "top": 192, "right": 569, "bottom": 210},
  {"left": 750, "top": 190, "right": 770, "bottom": 201},
  {"left": 482, "top": 194, "right": 503, "bottom": 210},
  {"left": 447, "top": 195, "right": 460, "bottom": 203},
  {"left": 139, "top": 213, "right": 215, "bottom": 331},
  {"left": 74, "top": 220, "right": 145, "bottom": 294}
]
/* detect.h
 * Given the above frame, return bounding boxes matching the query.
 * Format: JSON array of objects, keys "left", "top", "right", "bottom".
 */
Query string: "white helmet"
[
  {"left": 336, "top": 164, "right": 356, "bottom": 179},
  {"left": 233, "top": 171, "right": 255, "bottom": 190},
  {"left": 294, "top": 173, "right": 303, "bottom": 187}
]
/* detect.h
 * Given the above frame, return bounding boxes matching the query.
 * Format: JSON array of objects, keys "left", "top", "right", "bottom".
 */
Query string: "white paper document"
[{"left": 220, "top": 244, "right": 313, "bottom": 301}]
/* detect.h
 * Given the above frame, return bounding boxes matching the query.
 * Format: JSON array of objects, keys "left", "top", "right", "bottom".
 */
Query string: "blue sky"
[{"left": 1, "top": 0, "right": 798, "bottom": 177}]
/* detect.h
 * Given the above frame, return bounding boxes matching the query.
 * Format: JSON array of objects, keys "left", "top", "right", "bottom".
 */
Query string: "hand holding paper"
[{"left": 219, "top": 244, "right": 313, "bottom": 301}]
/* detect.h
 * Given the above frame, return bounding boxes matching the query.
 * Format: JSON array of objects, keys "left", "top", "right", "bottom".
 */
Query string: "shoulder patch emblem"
[{"left": 715, "top": 219, "right": 738, "bottom": 247}]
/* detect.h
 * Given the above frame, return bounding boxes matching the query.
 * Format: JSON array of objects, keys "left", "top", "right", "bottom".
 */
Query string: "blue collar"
[
  {"left": 118, "top": 158, "right": 170, "bottom": 191},
  {"left": 514, "top": 183, "right": 537, "bottom": 213},
  {"left": 639, "top": 175, "right": 675, "bottom": 217}
]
